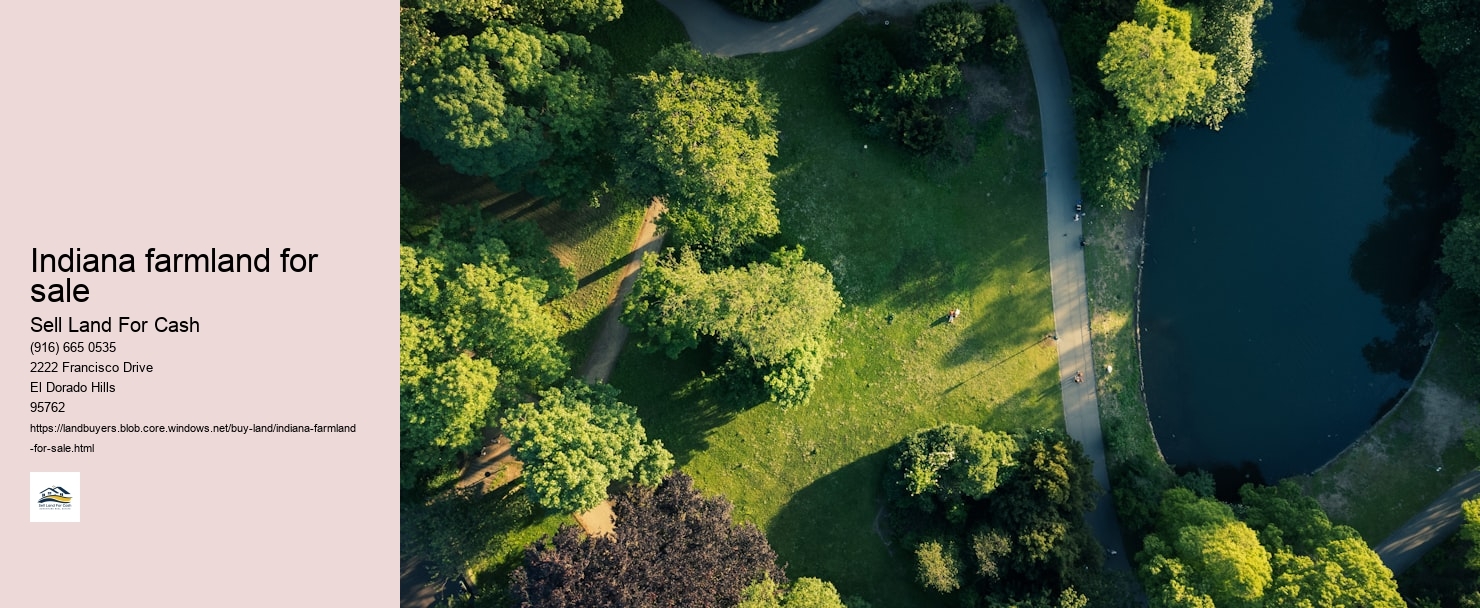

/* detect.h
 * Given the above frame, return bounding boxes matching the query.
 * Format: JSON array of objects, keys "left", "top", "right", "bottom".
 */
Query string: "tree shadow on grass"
[
  {"left": 577, "top": 251, "right": 634, "bottom": 290},
  {"left": 765, "top": 379, "right": 1066, "bottom": 608},
  {"left": 766, "top": 450, "right": 935, "bottom": 608},
  {"left": 606, "top": 344, "right": 754, "bottom": 468},
  {"left": 938, "top": 284, "right": 1055, "bottom": 369}
]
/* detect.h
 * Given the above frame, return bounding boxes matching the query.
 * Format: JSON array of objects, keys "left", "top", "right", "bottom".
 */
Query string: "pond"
[{"left": 1138, "top": 0, "right": 1456, "bottom": 488}]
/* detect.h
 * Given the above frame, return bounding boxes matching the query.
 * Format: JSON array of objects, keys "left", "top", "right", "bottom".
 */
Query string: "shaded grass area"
[
  {"left": 588, "top": 0, "right": 689, "bottom": 75},
  {"left": 400, "top": 139, "right": 647, "bottom": 366},
  {"left": 1296, "top": 332, "right": 1480, "bottom": 542},
  {"left": 608, "top": 22, "right": 1061, "bottom": 608},
  {"left": 530, "top": 200, "right": 646, "bottom": 364}
]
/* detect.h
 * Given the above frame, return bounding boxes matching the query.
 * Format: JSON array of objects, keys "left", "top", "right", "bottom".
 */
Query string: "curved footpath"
[
  {"left": 1002, "top": 0, "right": 1131, "bottom": 571},
  {"left": 1374, "top": 469, "right": 1480, "bottom": 574},
  {"left": 662, "top": 0, "right": 1133, "bottom": 570}
]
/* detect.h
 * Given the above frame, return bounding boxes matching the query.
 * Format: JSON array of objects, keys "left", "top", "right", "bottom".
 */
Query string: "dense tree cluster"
[
  {"left": 1138, "top": 482, "right": 1404, "bottom": 608},
  {"left": 615, "top": 46, "right": 782, "bottom": 256},
  {"left": 884, "top": 425, "right": 1103, "bottom": 606},
  {"left": 399, "top": 1, "right": 620, "bottom": 200},
  {"left": 833, "top": 3, "right": 1024, "bottom": 156},
  {"left": 623, "top": 247, "right": 841, "bottom": 408},
  {"left": 1061, "top": 0, "right": 1267, "bottom": 209},
  {"left": 509, "top": 472, "right": 787, "bottom": 607},
  {"left": 502, "top": 382, "right": 673, "bottom": 513},
  {"left": 399, "top": 203, "right": 572, "bottom": 487}
]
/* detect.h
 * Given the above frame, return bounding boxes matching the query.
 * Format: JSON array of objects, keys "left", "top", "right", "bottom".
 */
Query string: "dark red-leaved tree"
[{"left": 509, "top": 472, "right": 785, "bottom": 608}]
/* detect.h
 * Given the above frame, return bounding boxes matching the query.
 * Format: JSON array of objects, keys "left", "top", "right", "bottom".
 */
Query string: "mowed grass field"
[{"left": 607, "top": 23, "right": 1063, "bottom": 608}]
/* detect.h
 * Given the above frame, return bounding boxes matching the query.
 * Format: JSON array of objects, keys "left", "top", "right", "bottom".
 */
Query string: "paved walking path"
[
  {"left": 1373, "top": 469, "right": 1480, "bottom": 575},
  {"left": 1003, "top": 0, "right": 1130, "bottom": 570}
]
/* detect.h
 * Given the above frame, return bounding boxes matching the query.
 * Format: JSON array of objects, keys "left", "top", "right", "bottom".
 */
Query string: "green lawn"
[
  {"left": 534, "top": 200, "right": 648, "bottom": 365},
  {"left": 1296, "top": 332, "right": 1480, "bottom": 542},
  {"left": 608, "top": 23, "right": 1061, "bottom": 608}
]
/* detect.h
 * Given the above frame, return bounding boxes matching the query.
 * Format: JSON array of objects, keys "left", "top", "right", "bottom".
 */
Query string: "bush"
[
  {"left": 836, "top": 35, "right": 897, "bottom": 93},
  {"left": 915, "top": 539, "right": 963, "bottom": 593},
  {"left": 891, "top": 103, "right": 949, "bottom": 156},
  {"left": 915, "top": 2, "right": 985, "bottom": 65},
  {"left": 721, "top": 0, "right": 822, "bottom": 22}
]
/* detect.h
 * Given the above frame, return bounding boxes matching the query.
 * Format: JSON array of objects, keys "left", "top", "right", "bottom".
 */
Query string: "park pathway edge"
[{"left": 1004, "top": 0, "right": 1133, "bottom": 571}]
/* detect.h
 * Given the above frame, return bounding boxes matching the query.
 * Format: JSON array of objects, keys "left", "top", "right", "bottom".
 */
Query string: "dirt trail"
[{"left": 578, "top": 200, "right": 666, "bottom": 383}]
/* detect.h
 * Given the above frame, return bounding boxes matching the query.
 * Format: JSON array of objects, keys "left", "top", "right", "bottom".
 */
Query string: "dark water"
[{"left": 1139, "top": 0, "right": 1456, "bottom": 488}]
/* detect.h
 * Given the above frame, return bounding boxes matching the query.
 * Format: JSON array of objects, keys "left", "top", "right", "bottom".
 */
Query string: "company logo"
[
  {"left": 30, "top": 472, "right": 81, "bottom": 522},
  {"left": 38, "top": 486, "right": 72, "bottom": 507}
]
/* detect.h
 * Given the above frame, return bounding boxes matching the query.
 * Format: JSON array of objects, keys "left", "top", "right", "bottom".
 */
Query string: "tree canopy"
[
  {"left": 1138, "top": 483, "right": 1404, "bottom": 608},
  {"left": 886, "top": 423, "right": 1019, "bottom": 520},
  {"left": 914, "top": 2, "right": 985, "bottom": 65},
  {"left": 509, "top": 472, "right": 785, "bottom": 608},
  {"left": 1186, "top": 0, "right": 1270, "bottom": 129},
  {"left": 738, "top": 577, "right": 852, "bottom": 608},
  {"left": 623, "top": 247, "right": 841, "bottom": 408},
  {"left": 1139, "top": 488, "right": 1272, "bottom": 608},
  {"left": 401, "top": 22, "right": 612, "bottom": 198},
  {"left": 501, "top": 382, "right": 673, "bottom": 513},
  {"left": 884, "top": 426, "right": 1103, "bottom": 605},
  {"left": 399, "top": 0, "right": 622, "bottom": 198},
  {"left": 616, "top": 46, "right": 781, "bottom": 256},
  {"left": 399, "top": 206, "right": 570, "bottom": 487},
  {"left": 1098, "top": 0, "right": 1217, "bottom": 130}
]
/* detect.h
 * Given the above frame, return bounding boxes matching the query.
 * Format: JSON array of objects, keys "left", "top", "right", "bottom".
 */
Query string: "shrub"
[
  {"left": 915, "top": 539, "right": 963, "bottom": 593},
  {"left": 915, "top": 2, "right": 985, "bottom": 65},
  {"left": 891, "top": 103, "right": 949, "bottom": 155}
]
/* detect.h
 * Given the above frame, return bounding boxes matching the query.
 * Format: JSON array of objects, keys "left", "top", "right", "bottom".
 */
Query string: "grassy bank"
[
  {"left": 1296, "top": 332, "right": 1480, "bottom": 542},
  {"left": 608, "top": 22, "right": 1061, "bottom": 608}
]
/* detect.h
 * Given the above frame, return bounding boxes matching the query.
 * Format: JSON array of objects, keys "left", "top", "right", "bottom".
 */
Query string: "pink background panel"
[{"left": 2, "top": 1, "right": 399, "bottom": 605}]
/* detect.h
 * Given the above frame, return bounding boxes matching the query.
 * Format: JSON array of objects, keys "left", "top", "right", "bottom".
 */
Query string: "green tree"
[
  {"left": 1098, "top": 0, "right": 1217, "bottom": 129},
  {"left": 616, "top": 46, "right": 781, "bottom": 256},
  {"left": 886, "top": 424, "right": 1020, "bottom": 518},
  {"left": 1139, "top": 488, "right": 1272, "bottom": 608},
  {"left": 1133, "top": 0, "right": 1191, "bottom": 40},
  {"left": 1077, "top": 111, "right": 1158, "bottom": 210},
  {"left": 1186, "top": 0, "right": 1269, "bottom": 129},
  {"left": 400, "top": 23, "right": 611, "bottom": 198},
  {"left": 409, "top": 0, "right": 622, "bottom": 32},
  {"left": 915, "top": 2, "right": 986, "bottom": 65},
  {"left": 501, "top": 382, "right": 673, "bottom": 513},
  {"left": 623, "top": 247, "right": 841, "bottom": 408},
  {"left": 1387, "top": 0, "right": 1480, "bottom": 68},
  {"left": 916, "top": 538, "right": 964, "bottom": 593},
  {"left": 399, "top": 210, "right": 569, "bottom": 487},
  {"left": 1240, "top": 481, "right": 1404, "bottom": 607},
  {"left": 1264, "top": 539, "right": 1404, "bottom": 608},
  {"left": 739, "top": 577, "right": 851, "bottom": 608},
  {"left": 720, "top": 0, "right": 823, "bottom": 22}
]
